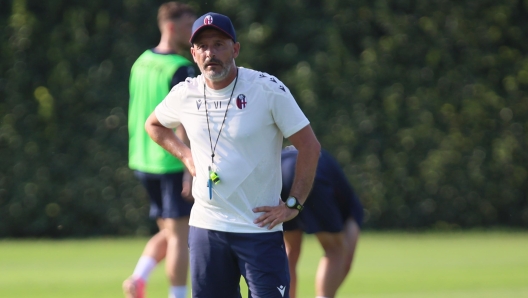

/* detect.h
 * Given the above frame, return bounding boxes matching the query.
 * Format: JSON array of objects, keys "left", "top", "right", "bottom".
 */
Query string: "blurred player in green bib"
[{"left": 123, "top": 2, "right": 196, "bottom": 298}]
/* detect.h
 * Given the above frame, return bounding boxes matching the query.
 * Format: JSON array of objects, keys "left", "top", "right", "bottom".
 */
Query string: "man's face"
[{"left": 191, "top": 28, "right": 239, "bottom": 82}]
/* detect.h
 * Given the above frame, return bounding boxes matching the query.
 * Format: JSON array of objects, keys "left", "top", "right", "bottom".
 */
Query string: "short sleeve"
[
  {"left": 270, "top": 88, "right": 309, "bottom": 138},
  {"left": 154, "top": 83, "right": 184, "bottom": 129}
]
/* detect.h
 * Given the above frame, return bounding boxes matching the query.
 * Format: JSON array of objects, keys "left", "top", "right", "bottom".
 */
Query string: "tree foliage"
[{"left": 1, "top": 0, "right": 527, "bottom": 237}]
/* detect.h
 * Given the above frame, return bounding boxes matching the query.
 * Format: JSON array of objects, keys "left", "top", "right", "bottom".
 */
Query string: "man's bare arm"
[
  {"left": 252, "top": 124, "right": 320, "bottom": 229},
  {"left": 145, "top": 112, "right": 195, "bottom": 176},
  {"left": 175, "top": 125, "right": 194, "bottom": 200},
  {"left": 175, "top": 125, "right": 190, "bottom": 147},
  {"left": 286, "top": 124, "right": 321, "bottom": 205}
]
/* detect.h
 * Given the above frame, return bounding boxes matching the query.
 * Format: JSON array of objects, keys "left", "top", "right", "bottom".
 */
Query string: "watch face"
[{"left": 286, "top": 197, "right": 296, "bottom": 207}]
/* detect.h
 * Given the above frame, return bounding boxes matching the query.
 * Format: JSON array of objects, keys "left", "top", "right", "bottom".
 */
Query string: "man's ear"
[
  {"left": 190, "top": 47, "right": 198, "bottom": 63},
  {"left": 167, "top": 21, "right": 175, "bottom": 33},
  {"left": 233, "top": 42, "right": 240, "bottom": 58}
]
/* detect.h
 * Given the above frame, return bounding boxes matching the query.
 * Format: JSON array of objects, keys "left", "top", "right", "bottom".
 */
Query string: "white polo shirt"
[{"left": 155, "top": 67, "right": 309, "bottom": 233}]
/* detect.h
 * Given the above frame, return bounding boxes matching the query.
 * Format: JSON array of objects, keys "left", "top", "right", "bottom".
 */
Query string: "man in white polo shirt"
[{"left": 145, "top": 11, "right": 320, "bottom": 298}]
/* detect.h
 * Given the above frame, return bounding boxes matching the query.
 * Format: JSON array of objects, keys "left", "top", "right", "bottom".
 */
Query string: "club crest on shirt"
[
  {"left": 196, "top": 98, "right": 203, "bottom": 110},
  {"left": 236, "top": 94, "right": 247, "bottom": 109}
]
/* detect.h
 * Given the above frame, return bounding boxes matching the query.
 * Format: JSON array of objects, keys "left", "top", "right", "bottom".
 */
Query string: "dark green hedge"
[{"left": 1, "top": 0, "right": 527, "bottom": 237}]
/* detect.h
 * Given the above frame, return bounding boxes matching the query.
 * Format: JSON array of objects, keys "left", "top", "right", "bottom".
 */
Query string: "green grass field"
[{"left": 1, "top": 231, "right": 527, "bottom": 298}]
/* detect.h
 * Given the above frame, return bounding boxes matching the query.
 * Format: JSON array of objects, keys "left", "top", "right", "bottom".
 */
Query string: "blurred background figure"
[
  {"left": 123, "top": 2, "right": 196, "bottom": 298},
  {"left": 281, "top": 146, "right": 364, "bottom": 298}
]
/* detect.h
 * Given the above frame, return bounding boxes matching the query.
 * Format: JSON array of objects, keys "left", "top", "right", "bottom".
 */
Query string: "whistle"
[{"left": 210, "top": 171, "right": 220, "bottom": 184}]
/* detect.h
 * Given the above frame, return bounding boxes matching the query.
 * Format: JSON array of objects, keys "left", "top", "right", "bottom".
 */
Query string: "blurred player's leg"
[
  {"left": 163, "top": 217, "right": 190, "bottom": 298},
  {"left": 283, "top": 229, "right": 303, "bottom": 298},
  {"left": 342, "top": 218, "right": 360, "bottom": 276},
  {"left": 123, "top": 223, "right": 167, "bottom": 298},
  {"left": 123, "top": 277, "right": 146, "bottom": 298},
  {"left": 314, "top": 218, "right": 360, "bottom": 298},
  {"left": 314, "top": 231, "right": 346, "bottom": 298}
]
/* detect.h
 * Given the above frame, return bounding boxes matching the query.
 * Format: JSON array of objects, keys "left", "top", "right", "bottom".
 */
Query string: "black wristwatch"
[{"left": 285, "top": 196, "right": 304, "bottom": 212}]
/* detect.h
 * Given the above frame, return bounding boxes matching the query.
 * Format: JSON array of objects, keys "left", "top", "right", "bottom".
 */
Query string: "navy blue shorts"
[
  {"left": 281, "top": 148, "right": 363, "bottom": 233},
  {"left": 134, "top": 171, "right": 193, "bottom": 219},
  {"left": 282, "top": 180, "right": 363, "bottom": 234},
  {"left": 188, "top": 226, "right": 290, "bottom": 298},
  {"left": 283, "top": 182, "right": 345, "bottom": 233}
]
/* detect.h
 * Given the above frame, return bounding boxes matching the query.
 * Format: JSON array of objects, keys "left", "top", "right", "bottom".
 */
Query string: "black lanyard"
[{"left": 203, "top": 68, "right": 239, "bottom": 165}]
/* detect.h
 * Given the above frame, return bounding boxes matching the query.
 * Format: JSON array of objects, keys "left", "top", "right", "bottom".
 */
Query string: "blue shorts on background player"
[{"left": 281, "top": 146, "right": 364, "bottom": 298}]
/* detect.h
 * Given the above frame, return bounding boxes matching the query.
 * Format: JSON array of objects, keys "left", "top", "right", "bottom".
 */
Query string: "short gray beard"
[{"left": 204, "top": 62, "right": 232, "bottom": 82}]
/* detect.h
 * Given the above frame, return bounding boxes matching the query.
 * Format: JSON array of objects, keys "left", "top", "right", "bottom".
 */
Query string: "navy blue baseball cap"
[{"left": 190, "top": 12, "right": 236, "bottom": 44}]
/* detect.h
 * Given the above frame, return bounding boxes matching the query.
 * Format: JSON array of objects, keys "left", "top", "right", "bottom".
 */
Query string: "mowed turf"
[{"left": 0, "top": 231, "right": 527, "bottom": 298}]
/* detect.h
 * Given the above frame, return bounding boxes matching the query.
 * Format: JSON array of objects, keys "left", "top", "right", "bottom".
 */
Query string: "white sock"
[
  {"left": 132, "top": 256, "right": 157, "bottom": 281},
  {"left": 169, "top": 286, "right": 187, "bottom": 298}
]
